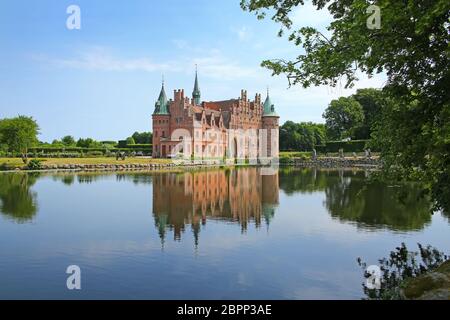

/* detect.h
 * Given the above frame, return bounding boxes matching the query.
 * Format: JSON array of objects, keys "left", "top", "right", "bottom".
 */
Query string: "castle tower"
[
  {"left": 152, "top": 79, "right": 171, "bottom": 158},
  {"left": 261, "top": 89, "right": 279, "bottom": 158},
  {"left": 192, "top": 66, "right": 201, "bottom": 105}
]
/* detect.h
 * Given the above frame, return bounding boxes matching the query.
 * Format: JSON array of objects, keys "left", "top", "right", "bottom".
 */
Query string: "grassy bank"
[{"left": 0, "top": 157, "right": 172, "bottom": 170}]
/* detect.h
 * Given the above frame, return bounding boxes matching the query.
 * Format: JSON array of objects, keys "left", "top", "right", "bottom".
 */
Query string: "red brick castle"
[{"left": 152, "top": 70, "right": 279, "bottom": 160}]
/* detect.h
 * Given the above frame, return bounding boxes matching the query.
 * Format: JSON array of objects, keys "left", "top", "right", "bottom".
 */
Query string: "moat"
[{"left": 0, "top": 167, "right": 449, "bottom": 299}]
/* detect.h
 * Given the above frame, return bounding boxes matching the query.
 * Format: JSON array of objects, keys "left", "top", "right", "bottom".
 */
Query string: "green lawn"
[{"left": 0, "top": 157, "right": 172, "bottom": 169}]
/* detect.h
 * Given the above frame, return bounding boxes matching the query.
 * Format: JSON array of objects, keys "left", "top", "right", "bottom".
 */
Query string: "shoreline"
[{"left": 0, "top": 157, "right": 381, "bottom": 173}]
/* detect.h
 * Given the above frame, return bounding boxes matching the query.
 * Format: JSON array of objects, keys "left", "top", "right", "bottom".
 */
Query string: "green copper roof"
[
  {"left": 192, "top": 68, "right": 201, "bottom": 105},
  {"left": 153, "top": 82, "right": 170, "bottom": 115},
  {"left": 263, "top": 91, "right": 278, "bottom": 117}
]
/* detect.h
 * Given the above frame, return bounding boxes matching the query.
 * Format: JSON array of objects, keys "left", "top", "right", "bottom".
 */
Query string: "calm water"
[{"left": 0, "top": 167, "right": 449, "bottom": 299}]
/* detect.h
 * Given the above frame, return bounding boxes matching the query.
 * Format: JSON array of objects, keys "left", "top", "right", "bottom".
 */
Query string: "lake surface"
[{"left": 0, "top": 167, "right": 449, "bottom": 299}]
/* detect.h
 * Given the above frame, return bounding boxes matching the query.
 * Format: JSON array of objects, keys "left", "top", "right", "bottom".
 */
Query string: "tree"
[
  {"left": 280, "top": 121, "right": 326, "bottom": 151},
  {"left": 126, "top": 137, "right": 135, "bottom": 145},
  {"left": 61, "top": 135, "right": 76, "bottom": 146},
  {"left": 131, "top": 131, "right": 152, "bottom": 144},
  {"left": 352, "top": 88, "right": 385, "bottom": 139},
  {"left": 76, "top": 138, "right": 101, "bottom": 148},
  {"left": 0, "top": 116, "right": 39, "bottom": 155},
  {"left": 241, "top": 0, "right": 450, "bottom": 213},
  {"left": 323, "top": 97, "right": 364, "bottom": 140}
]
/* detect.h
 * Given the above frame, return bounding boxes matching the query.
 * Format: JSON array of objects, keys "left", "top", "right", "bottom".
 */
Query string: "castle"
[{"left": 152, "top": 70, "right": 279, "bottom": 160}]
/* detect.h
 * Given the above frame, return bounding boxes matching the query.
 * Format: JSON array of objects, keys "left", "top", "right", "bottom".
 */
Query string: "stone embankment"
[
  {"left": 401, "top": 260, "right": 450, "bottom": 300},
  {"left": 282, "top": 157, "right": 381, "bottom": 168},
  {"left": 4, "top": 157, "right": 382, "bottom": 172}
]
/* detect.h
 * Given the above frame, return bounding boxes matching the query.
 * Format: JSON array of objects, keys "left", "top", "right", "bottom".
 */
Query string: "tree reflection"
[
  {"left": 279, "top": 168, "right": 432, "bottom": 231},
  {"left": 0, "top": 173, "right": 39, "bottom": 223}
]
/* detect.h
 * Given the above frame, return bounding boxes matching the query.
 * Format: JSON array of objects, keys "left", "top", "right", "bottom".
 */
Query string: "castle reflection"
[{"left": 152, "top": 168, "right": 279, "bottom": 245}]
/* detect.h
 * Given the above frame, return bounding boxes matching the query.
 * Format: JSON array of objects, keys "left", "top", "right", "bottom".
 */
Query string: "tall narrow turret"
[{"left": 192, "top": 66, "right": 201, "bottom": 105}]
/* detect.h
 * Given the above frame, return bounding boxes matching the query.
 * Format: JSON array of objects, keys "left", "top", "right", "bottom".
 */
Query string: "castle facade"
[{"left": 152, "top": 71, "right": 279, "bottom": 160}]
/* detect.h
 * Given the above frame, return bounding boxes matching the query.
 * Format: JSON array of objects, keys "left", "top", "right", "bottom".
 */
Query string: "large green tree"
[
  {"left": 241, "top": 0, "right": 450, "bottom": 212},
  {"left": 280, "top": 121, "right": 326, "bottom": 151},
  {"left": 323, "top": 97, "right": 365, "bottom": 140},
  {"left": 352, "top": 88, "right": 384, "bottom": 139},
  {"left": 0, "top": 116, "right": 39, "bottom": 155}
]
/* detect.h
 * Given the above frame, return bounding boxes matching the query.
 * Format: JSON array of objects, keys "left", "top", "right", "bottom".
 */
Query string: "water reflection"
[
  {"left": 0, "top": 168, "right": 433, "bottom": 233},
  {"left": 0, "top": 173, "right": 39, "bottom": 223},
  {"left": 152, "top": 168, "right": 279, "bottom": 245},
  {"left": 279, "top": 168, "right": 432, "bottom": 231}
]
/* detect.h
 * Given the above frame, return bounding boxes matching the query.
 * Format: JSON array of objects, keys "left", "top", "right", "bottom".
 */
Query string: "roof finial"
[
  {"left": 162, "top": 74, "right": 165, "bottom": 87},
  {"left": 267, "top": 86, "right": 270, "bottom": 97}
]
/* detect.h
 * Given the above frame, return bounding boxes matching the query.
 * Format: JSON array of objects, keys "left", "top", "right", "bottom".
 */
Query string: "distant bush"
[{"left": 280, "top": 151, "right": 311, "bottom": 159}]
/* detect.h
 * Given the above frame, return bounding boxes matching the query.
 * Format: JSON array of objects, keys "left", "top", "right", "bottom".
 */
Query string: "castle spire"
[
  {"left": 153, "top": 78, "right": 169, "bottom": 115},
  {"left": 263, "top": 87, "right": 277, "bottom": 117},
  {"left": 192, "top": 65, "right": 201, "bottom": 105}
]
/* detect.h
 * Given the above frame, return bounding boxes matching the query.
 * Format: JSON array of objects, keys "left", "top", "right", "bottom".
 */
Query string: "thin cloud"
[{"left": 34, "top": 47, "right": 177, "bottom": 72}]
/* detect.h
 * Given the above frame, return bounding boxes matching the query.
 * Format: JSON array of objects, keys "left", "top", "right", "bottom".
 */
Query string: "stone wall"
[{"left": 281, "top": 157, "right": 381, "bottom": 168}]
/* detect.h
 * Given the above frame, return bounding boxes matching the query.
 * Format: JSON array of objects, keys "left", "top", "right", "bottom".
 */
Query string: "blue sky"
[{"left": 0, "top": 0, "right": 385, "bottom": 142}]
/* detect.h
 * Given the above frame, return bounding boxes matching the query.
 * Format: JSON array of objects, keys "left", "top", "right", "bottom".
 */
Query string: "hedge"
[
  {"left": 122, "top": 144, "right": 152, "bottom": 150},
  {"left": 315, "top": 140, "right": 373, "bottom": 153}
]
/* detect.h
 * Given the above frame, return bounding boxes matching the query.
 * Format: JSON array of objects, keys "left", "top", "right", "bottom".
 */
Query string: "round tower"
[
  {"left": 261, "top": 89, "right": 279, "bottom": 159},
  {"left": 152, "top": 80, "right": 171, "bottom": 158}
]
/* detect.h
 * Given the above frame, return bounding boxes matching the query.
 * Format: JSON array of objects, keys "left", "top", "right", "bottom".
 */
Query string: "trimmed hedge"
[
  {"left": 122, "top": 144, "right": 152, "bottom": 150},
  {"left": 315, "top": 140, "right": 373, "bottom": 153}
]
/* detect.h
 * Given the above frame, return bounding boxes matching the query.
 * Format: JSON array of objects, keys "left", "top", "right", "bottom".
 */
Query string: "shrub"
[
  {"left": 358, "top": 243, "right": 448, "bottom": 300},
  {"left": 27, "top": 159, "right": 43, "bottom": 170}
]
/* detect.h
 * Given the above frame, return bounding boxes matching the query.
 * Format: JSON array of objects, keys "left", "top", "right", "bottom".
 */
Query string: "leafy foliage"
[
  {"left": 280, "top": 121, "right": 326, "bottom": 151},
  {"left": 358, "top": 243, "right": 449, "bottom": 300},
  {"left": 352, "top": 88, "right": 384, "bottom": 139},
  {"left": 61, "top": 135, "right": 76, "bottom": 146},
  {"left": 241, "top": 0, "right": 450, "bottom": 213},
  {"left": 323, "top": 97, "right": 364, "bottom": 140},
  {"left": 26, "top": 159, "right": 43, "bottom": 170},
  {"left": 131, "top": 131, "right": 152, "bottom": 144},
  {"left": 0, "top": 116, "right": 39, "bottom": 154}
]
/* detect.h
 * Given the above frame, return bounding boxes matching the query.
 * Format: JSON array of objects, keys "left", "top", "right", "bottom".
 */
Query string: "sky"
[{"left": 0, "top": 0, "right": 386, "bottom": 142}]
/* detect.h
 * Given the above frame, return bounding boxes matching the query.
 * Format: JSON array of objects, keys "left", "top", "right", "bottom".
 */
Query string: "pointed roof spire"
[
  {"left": 192, "top": 65, "right": 201, "bottom": 105},
  {"left": 153, "top": 78, "right": 169, "bottom": 115},
  {"left": 263, "top": 86, "right": 278, "bottom": 117}
]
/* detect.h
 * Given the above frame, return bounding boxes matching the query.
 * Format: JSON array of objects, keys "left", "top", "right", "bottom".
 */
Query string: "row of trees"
[
  {"left": 123, "top": 131, "right": 152, "bottom": 145},
  {"left": 0, "top": 116, "right": 152, "bottom": 155},
  {"left": 280, "top": 88, "right": 383, "bottom": 151}
]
